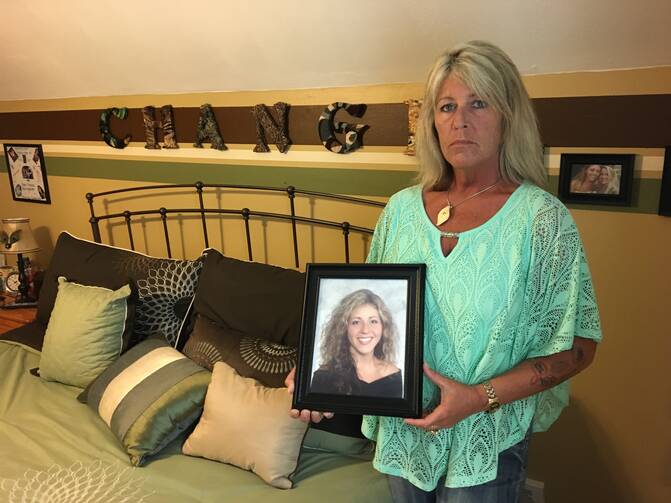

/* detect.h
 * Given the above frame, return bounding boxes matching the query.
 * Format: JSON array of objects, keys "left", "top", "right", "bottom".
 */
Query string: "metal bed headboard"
[{"left": 86, "top": 182, "right": 386, "bottom": 267}]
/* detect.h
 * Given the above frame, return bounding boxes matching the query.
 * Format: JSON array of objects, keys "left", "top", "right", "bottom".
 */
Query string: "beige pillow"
[{"left": 182, "top": 361, "right": 308, "bottom": 489}]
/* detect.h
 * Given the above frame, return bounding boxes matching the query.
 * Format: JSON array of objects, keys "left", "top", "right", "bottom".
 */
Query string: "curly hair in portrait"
[{"left": 318, "top": 289, "right": 398, "bottom": 394}]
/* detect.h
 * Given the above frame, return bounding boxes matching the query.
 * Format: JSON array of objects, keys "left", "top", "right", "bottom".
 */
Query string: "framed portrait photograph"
[
  {"left": 293, "top": 263, "right": 425, "bottom": 418},
  {"left": 558, "top": 153, "right": 634, "bottom": 206},
  {"left": 3, "top": 144, "right": 51, "bottom": 204},
  {"left": 658, "top": 146, "right": 671, "bottom": 217}
]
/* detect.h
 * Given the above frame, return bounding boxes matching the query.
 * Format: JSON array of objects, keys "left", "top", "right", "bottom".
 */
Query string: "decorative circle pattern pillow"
[
  {"left": 37, "top": 232, "right": 205, "bottom": 347},
  {"left": 125, "top": 255, "right": 203, "bottom": 346},
  {"left": 182, "top": 314, "right": 296, "bottom": 387}
]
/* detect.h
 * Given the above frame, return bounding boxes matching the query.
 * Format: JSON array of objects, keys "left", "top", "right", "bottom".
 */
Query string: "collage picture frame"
[{"left": 3, "top": 143, "right": 51, "bottom": 204}]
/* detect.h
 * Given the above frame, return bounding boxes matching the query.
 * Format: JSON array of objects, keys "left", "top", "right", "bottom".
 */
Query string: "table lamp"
[{"left": 0, "top": 218, "right": 40, "bottom": 308}]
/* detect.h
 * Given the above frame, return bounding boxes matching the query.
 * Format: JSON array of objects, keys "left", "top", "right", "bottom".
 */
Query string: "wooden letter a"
[{"left": 194, "top": 104, "right": 227, "bottom": 150}]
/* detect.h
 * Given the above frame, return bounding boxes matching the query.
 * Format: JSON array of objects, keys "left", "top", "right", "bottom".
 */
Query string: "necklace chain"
[
  {"left": 446, "top": 178, "right": 501, "bottom": 209},
  {"left": 436, "top": 178, "right": 501, "bottom": 226}
]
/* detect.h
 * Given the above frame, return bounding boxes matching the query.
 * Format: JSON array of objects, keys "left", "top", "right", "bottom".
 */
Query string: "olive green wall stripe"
[
  {"left": 1, "top": 156, "right": 415, "bottom": 197},
  {"left": 546, "top": 175, "right": 661, "bottom": 214},
  {"left": 1, "top": 157, "right": 662, "bottom": 213}
]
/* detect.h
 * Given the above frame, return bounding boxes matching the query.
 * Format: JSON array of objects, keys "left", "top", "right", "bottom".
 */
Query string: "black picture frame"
[
  {"left": 659, "top": 147, "right": 671, "bottom": 217},
  {"left": 558, "top": 153, "right": 634, "bottom": 206},
  {"left": 293, "top": 263, "right": 425, "bottom": 418},
  {"left": 3, "top": 143, "right": 51, "bottom": 204}
]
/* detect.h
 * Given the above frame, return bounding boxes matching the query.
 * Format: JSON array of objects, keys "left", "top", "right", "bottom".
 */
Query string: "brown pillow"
[
  {"left": 182, "top": 314, "right": 296, "bottom": 387},
  {"left": 38, "top": 232, "right": 204, "bottom": 347},
  {"left": 182, "top": 361, "right": 308, "bottom": 489},
  {"left": 188, "top": 249, "right": 305, "bottom": 347}
]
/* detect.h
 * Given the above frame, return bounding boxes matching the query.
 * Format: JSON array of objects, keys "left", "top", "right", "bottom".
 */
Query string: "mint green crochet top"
[{"left": 362, "top": 183, "right": 602, "bottom": 490}]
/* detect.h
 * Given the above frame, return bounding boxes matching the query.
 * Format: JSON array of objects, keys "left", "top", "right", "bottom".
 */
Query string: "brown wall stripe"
[
  {"left": 1, "top": 95, "right": 670, "bottom": 148},
  {"left": 0, "top": 104, "right": 409, "bottom": 146},
  {"left": 534, "top": 94, "right": 671, "bottom": 147}
]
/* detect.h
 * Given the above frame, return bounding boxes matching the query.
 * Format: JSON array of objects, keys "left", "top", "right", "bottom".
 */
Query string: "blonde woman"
[
  {"left": 289, "top": 41, "right": 601, "bottom": 502},
  {"left": 596, "top": 165, "right": 619, "bottom": 194}
]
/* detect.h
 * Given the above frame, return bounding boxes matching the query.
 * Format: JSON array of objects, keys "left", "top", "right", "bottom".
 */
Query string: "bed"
[{"left": 0, "top": 182, "right": 392, "bottom": 502}]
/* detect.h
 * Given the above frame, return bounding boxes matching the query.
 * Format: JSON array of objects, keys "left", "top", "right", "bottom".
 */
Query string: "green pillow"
[
  {"left": 39, "top": 277, "right": 133, "bottom": 388},
  {"left": 79, "top": 338, "right": 211, "bottom": 466}
]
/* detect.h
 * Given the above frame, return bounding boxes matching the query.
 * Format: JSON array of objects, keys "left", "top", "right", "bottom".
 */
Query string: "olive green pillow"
[{"left": 39, "top": 277, "right": 133, "bottom": 388}]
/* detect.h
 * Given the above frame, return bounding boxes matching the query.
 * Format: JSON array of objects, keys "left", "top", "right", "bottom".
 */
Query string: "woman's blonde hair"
[
  {"left": 416, "top": 40, "right": 546, "bottom": 189},
  {"left": 597, "top": 165, "right": 620, "bottom": 194}
]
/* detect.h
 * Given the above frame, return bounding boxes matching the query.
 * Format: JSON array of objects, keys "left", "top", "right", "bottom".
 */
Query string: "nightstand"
[{"left": 0, "top": 304, "right": 37, "bottom": 335}]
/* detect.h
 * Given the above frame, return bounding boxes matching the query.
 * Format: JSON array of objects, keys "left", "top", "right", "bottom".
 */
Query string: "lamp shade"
[{"left": 0, "top": 218, "right": 40, "bottom": 254}]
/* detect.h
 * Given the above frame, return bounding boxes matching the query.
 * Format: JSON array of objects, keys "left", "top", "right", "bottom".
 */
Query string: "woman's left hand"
[
  {"left": 404, "top": 363, "right": 485, "bottom": 432},
  {"left": 285, "top": 367, "right": 334, "bottom": 423}
]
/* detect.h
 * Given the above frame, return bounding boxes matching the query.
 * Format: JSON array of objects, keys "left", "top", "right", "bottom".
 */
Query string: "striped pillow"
[{"left": 78, "top": 338, "right": 211, "bottom": 466}]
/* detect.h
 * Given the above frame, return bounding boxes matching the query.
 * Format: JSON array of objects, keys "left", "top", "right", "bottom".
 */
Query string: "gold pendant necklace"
[
  {"left": 435, "top": 206, "right": 452, "bottom": 226},
  {"left": 435, "top": 179, "right": 501, "bottom": 226}
]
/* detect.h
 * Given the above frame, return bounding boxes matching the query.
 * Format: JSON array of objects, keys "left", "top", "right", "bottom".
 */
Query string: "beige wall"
[
  {"left": 528, "top": 209, "right": 671, "bottom": 503},
  {"left": 0, "top": 175, "right": 383, "bottom": 268},
  {"left": 1, "top": 69, "right": 670, "bottom": 502}
]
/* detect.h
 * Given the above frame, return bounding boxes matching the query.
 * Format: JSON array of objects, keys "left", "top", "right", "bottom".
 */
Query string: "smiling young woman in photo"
[
  {"left": 596, "top": 165, "right": 620, "bottom": 194},
  {"left": 570, "top": 164, "right": 602, "bottom": 193},
  {"left": 310, "top": 289, "right": 402, "bottom": 398}
]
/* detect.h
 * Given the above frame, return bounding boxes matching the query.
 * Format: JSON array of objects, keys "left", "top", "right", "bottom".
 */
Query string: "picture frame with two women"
[
  {"left": 293, "top": 263, "right": 425, "bottom": 418},
  {"left": 558, "top": 153, "right": 635, "bottom": 206}
]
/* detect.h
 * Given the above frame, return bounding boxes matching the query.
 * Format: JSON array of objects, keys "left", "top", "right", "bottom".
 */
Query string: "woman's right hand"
[{"left": 285, "top": 367, "right": 334, "bottom": 423}]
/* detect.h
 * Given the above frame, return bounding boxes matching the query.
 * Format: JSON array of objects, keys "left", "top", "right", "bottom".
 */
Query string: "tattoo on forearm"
[
  {"left": 530, "top": 349, "right": 584, "bottom": 389},
  {"left": 527, "top": 339, "right": 594, "bottom": 391},
  {"left": 531, "top": 361, "right": 558, "bottom": 388}
]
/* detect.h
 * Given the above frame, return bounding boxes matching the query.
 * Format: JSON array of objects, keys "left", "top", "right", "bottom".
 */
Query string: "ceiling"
[{"left": 2, "top": 0, "right": 671, "bottom": 101}]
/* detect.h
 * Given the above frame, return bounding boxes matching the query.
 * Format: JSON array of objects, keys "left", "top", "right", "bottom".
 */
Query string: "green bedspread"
[{"left": 0, "top": 341, "right": 391, "bottom": 502}]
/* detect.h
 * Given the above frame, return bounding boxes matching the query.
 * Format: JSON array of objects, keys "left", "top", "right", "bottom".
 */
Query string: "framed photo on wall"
[
  {"left": 558, "top": 153, "right": 634, "bottom": 206},
  {"left": 658, "top": 146, "right": 671, "bottom": 216},
  {"left": 3, "top": 143, "right": 51, "bottom": 204},
  {"left": 293, "top": 263, "right": 425, "bottom": 418}
]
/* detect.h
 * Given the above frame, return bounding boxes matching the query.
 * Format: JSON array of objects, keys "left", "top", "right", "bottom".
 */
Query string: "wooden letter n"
[{"left": 252, "top": 102, "right": 291, "bottom": 153}]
